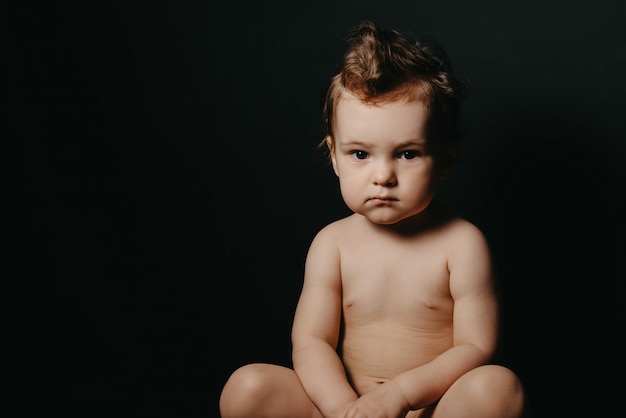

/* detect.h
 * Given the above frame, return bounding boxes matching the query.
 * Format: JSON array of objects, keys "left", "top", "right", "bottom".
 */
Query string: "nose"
[{"left": 372, "top": 160, "right": 397, "bottom": 187}]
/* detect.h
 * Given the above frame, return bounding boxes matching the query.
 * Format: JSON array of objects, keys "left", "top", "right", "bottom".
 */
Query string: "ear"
[
  {"left": 439, "top": 142, "right": 459, "bottom": 180},
  {"left": 331, "top": 153, "right": 339, "bottom": 177},
  {"left": 325, "top": 136, "right": 340, "bottom": 177}
]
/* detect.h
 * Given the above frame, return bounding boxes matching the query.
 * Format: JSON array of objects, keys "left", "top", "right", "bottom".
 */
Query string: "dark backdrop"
[{"left": 16, "top": 1, "right": 626, "bottom": 417}]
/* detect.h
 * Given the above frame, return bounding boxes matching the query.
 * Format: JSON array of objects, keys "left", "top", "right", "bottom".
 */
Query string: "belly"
[{"left": 340, "top": 322, "right": 452, "bottom": 395}]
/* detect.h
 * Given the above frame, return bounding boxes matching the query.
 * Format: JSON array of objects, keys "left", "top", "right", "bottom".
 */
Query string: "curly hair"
[{"left": 321, "top": 20, "right": 466, "bottom": 155}]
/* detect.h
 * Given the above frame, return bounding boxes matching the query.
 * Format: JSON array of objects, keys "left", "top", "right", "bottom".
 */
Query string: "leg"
[
  {"left": 430, "top": 365, "right": 529, "bottom": 418},
  {"left": 219, "top": 363, "right": 324, "bottom": 418}
]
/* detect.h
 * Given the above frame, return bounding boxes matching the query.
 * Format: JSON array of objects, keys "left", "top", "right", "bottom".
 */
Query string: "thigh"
[{"left": 219, "top": 363, "right": 323, "bottom": 418}]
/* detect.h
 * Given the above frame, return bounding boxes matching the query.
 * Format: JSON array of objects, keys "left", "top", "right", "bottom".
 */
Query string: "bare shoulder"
[
  {"left": 301, "top": 216, "right": 359, "bottom": 291},
  {"left": 444, "top": 216, "right": 488, "bottom": 243},
  {"left": 440, "top": 215, "right": 494, "bottom": 275},
  {"left": 427, "top": 206, "right": 492, "bottom": 261},
  {"left": 422, "top": 200, "right": 481, "bottom": 238},
  {"left": 304, "top": 216, "right": 352, "bottom": 268},
  {"left": 309, "top": 214, "right": 358, "bottom": 245}
]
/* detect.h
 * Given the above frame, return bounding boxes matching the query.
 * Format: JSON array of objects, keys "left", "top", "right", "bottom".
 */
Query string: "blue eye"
[{"left": 351, "top": 150, "right": 368, "bottom": 160}]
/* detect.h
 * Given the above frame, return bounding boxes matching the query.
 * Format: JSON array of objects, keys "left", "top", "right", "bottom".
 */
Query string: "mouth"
[{"left": 368, "top": 196, "right": 397, "bottom": 203}]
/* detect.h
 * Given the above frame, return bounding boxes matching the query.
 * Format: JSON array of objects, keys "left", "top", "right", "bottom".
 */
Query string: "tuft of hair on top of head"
[{"left": 320, "top": 19, "right": 466, "bottom": 157}]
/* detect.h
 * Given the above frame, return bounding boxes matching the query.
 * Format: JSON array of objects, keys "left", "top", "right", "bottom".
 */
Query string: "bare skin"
[{"left": 219, "top": 96, "right": 528, "bottom": 418}]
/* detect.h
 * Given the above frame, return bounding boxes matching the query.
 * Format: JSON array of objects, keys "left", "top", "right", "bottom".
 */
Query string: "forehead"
[{"left": 334, "top": 94, "right": 429, "bottom": 142}]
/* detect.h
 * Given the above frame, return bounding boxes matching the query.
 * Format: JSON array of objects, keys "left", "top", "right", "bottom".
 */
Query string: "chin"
[
  {"left": 363, "top": 207, "right": 430, "bottom": 227},
  {"left": 364, "top": 213, "right": 405, "bottom": 225}
]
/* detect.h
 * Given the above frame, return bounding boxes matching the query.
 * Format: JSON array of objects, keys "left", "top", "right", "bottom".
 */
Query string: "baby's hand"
[{"left": 342, "top": 380, "right": 411, "bottom": 418}]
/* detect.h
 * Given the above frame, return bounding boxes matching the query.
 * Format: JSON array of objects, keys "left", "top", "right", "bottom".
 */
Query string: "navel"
[{"left": 424, "top": 302, "right": 437, "bottom": 310}]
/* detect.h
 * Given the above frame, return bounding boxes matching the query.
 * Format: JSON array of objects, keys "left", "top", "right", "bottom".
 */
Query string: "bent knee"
[
  {"left": 445, "top": 365, "right": 526, "bottom": 417},
  {"left": 466, "top": 365, "right": 523, "bottom": 396},
  {"left": 219, "top": 364, "right": 276, "bottom": 417},
  {"left": 226, "top": 363, "right": 276, "bottom": 396}
]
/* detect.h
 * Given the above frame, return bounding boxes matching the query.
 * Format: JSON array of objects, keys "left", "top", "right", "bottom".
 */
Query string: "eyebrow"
[{"left": 339, "top": 139, "right": 426, "bottom": 147}]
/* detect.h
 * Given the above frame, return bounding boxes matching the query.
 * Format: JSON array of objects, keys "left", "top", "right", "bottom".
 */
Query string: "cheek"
[
  {"left": 337, "top": 172, "right": 364, "bottom": 199},
  {"left": 401, "top": 166, "right": 438, "bottom": 191},
  {"left": 334, "top": 158, "right": 357, "bottom": 183},
  {"left": 338, "top": 178, "right": 364, "bottom": 212},
  {"left": 338, "top": 173, "right": 358, "bottom": 192}
]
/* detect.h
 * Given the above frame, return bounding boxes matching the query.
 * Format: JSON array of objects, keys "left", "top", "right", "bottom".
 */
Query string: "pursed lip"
[{"left": 367, "top": 195, "right": 397, "bottom": 202}]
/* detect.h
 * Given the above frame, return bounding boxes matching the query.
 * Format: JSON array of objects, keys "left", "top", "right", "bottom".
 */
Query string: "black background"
[{"left": 15, "top": 1, "right": 626, "bottom": 417}]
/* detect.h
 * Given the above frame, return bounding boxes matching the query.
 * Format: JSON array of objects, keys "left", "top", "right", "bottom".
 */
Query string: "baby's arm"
[{"left": 291, "top": 225, "right": 359, "bottom": 418}]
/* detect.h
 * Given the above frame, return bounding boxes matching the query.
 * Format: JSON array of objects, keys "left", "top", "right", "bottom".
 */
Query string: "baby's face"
[{"left": 331, "top": 94, "right": 441, "bottom": 225}]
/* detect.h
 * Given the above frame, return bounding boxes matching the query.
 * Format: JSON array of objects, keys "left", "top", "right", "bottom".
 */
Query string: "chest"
[{"left": 340, "top": 241, "right": 452, "bottom": 322}]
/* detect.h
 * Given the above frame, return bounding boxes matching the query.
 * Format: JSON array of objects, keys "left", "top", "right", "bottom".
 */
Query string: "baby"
[{"left": 219, "top": 20, "right": 528, "bottom": 418}]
